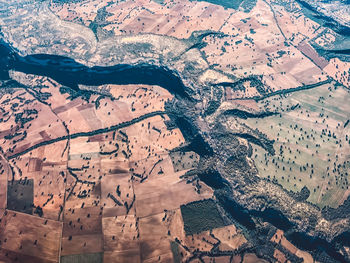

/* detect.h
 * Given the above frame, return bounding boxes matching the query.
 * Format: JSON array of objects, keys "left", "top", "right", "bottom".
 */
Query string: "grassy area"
[
  {"left": 152, "top": 0, "right": 165, "bottom": 4},
  {"left": 245, "top": 83, "right": 350, "bottom": 208},
  {"left": 190, "top": 0, "right": 244, "bottom": 9},
  {"left": 61, "top": 253, "right": 103, "bottom": 263},
  {"left": 170, "top": 241, "right": 181, "bottom": 263},
  {"left": 7, "top": 179, "right": 34, "bottom": 214},
  {"left": 170, "top": 151, "right": 199, "bottom": 172},
  {"left": 180, "top": 199, "right": 227, "bottom": 235}
]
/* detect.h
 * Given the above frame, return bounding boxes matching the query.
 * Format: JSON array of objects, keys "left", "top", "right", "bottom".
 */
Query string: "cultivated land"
[
  {"left": 245, "top": 82, "right": 350, "bottom": 208},
  {"left": 0, "top": 0, "right": 350, "bottom": 262},
  {"left": 0, "top": 73, "right": 237, "bottom": 262}
]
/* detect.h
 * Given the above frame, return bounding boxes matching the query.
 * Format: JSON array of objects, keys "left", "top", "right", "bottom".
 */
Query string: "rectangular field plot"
[
  {"left": 61, "top": 252, "right": 103, "bottom": 263},
  {"left": 0, "top": 210, "right": 62, "bottom": 262},
  {"left": 7, "top": 179, "right": 34, "bottom": 214},
  {"left": 180, "top": 199, "right": 228, "bottom": 235}
]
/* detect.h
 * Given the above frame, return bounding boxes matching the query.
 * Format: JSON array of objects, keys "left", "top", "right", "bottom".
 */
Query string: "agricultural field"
[
  {"left": 270, "top": 229, "right": 315, "bottom": 263},
  {"left": 1, "top": 0, "right": 350, "bottom": 261},
  {"left": 49, "top": 0, "right": 330, "bottom": 100},
  {"left": 180, "top": 199, "right": 228, "bottom": 235},
  {"left": 0, "top": 210, "right": 62, "bottom": 263},
  {"left": 1, "top": 72, "right": 255, "bottom": 262},
  {"left": 7, "top": 179, "right": 34, "bottom": 214},
  {"left": 245, "top": 82, "right": 350, "bottom": 208},
  {"left": 170, "top": 151, "right": 200, "bottom": 173},
  {"left": 61, "top": 253, "right": 103, "bottom": 263}
]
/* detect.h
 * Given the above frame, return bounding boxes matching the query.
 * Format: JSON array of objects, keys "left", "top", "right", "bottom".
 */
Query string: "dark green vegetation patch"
[
  {"left": 170, "top": 241, "right": 181, "bottom": 263},
  {"left": 191, "top": 0, "right": 243, "bottom": 9},
  {"left": 61, "top": 253, "right": 103, "bottom": 263},
  {"left": 180, "top": 199, "right": 227, "bottom": 235},
  {"left": 7, "top": 179, "right": 33, "bottom": 214}
]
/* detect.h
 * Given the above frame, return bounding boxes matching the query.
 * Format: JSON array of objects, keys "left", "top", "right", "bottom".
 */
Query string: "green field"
[
  {"left": 170, "top": 241, "right": 181, "bottom": 263},
  {"left": 190, "top": 0, "right": 244, "bottom": 9},
  {"left": 180, "top": 199, "right": 227, "bottom": 235},
  {"left": 7, "top": 179, "right": 34, "bottom": 214},
  {"left": 170, "top": 151, "right": 199, "bottom": 172},
  {"left": 245, "top": 83, "right": 350, "bottom": 208},
  {"left": 61, "top": 253, "right": 103, "bottom": 263}
]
